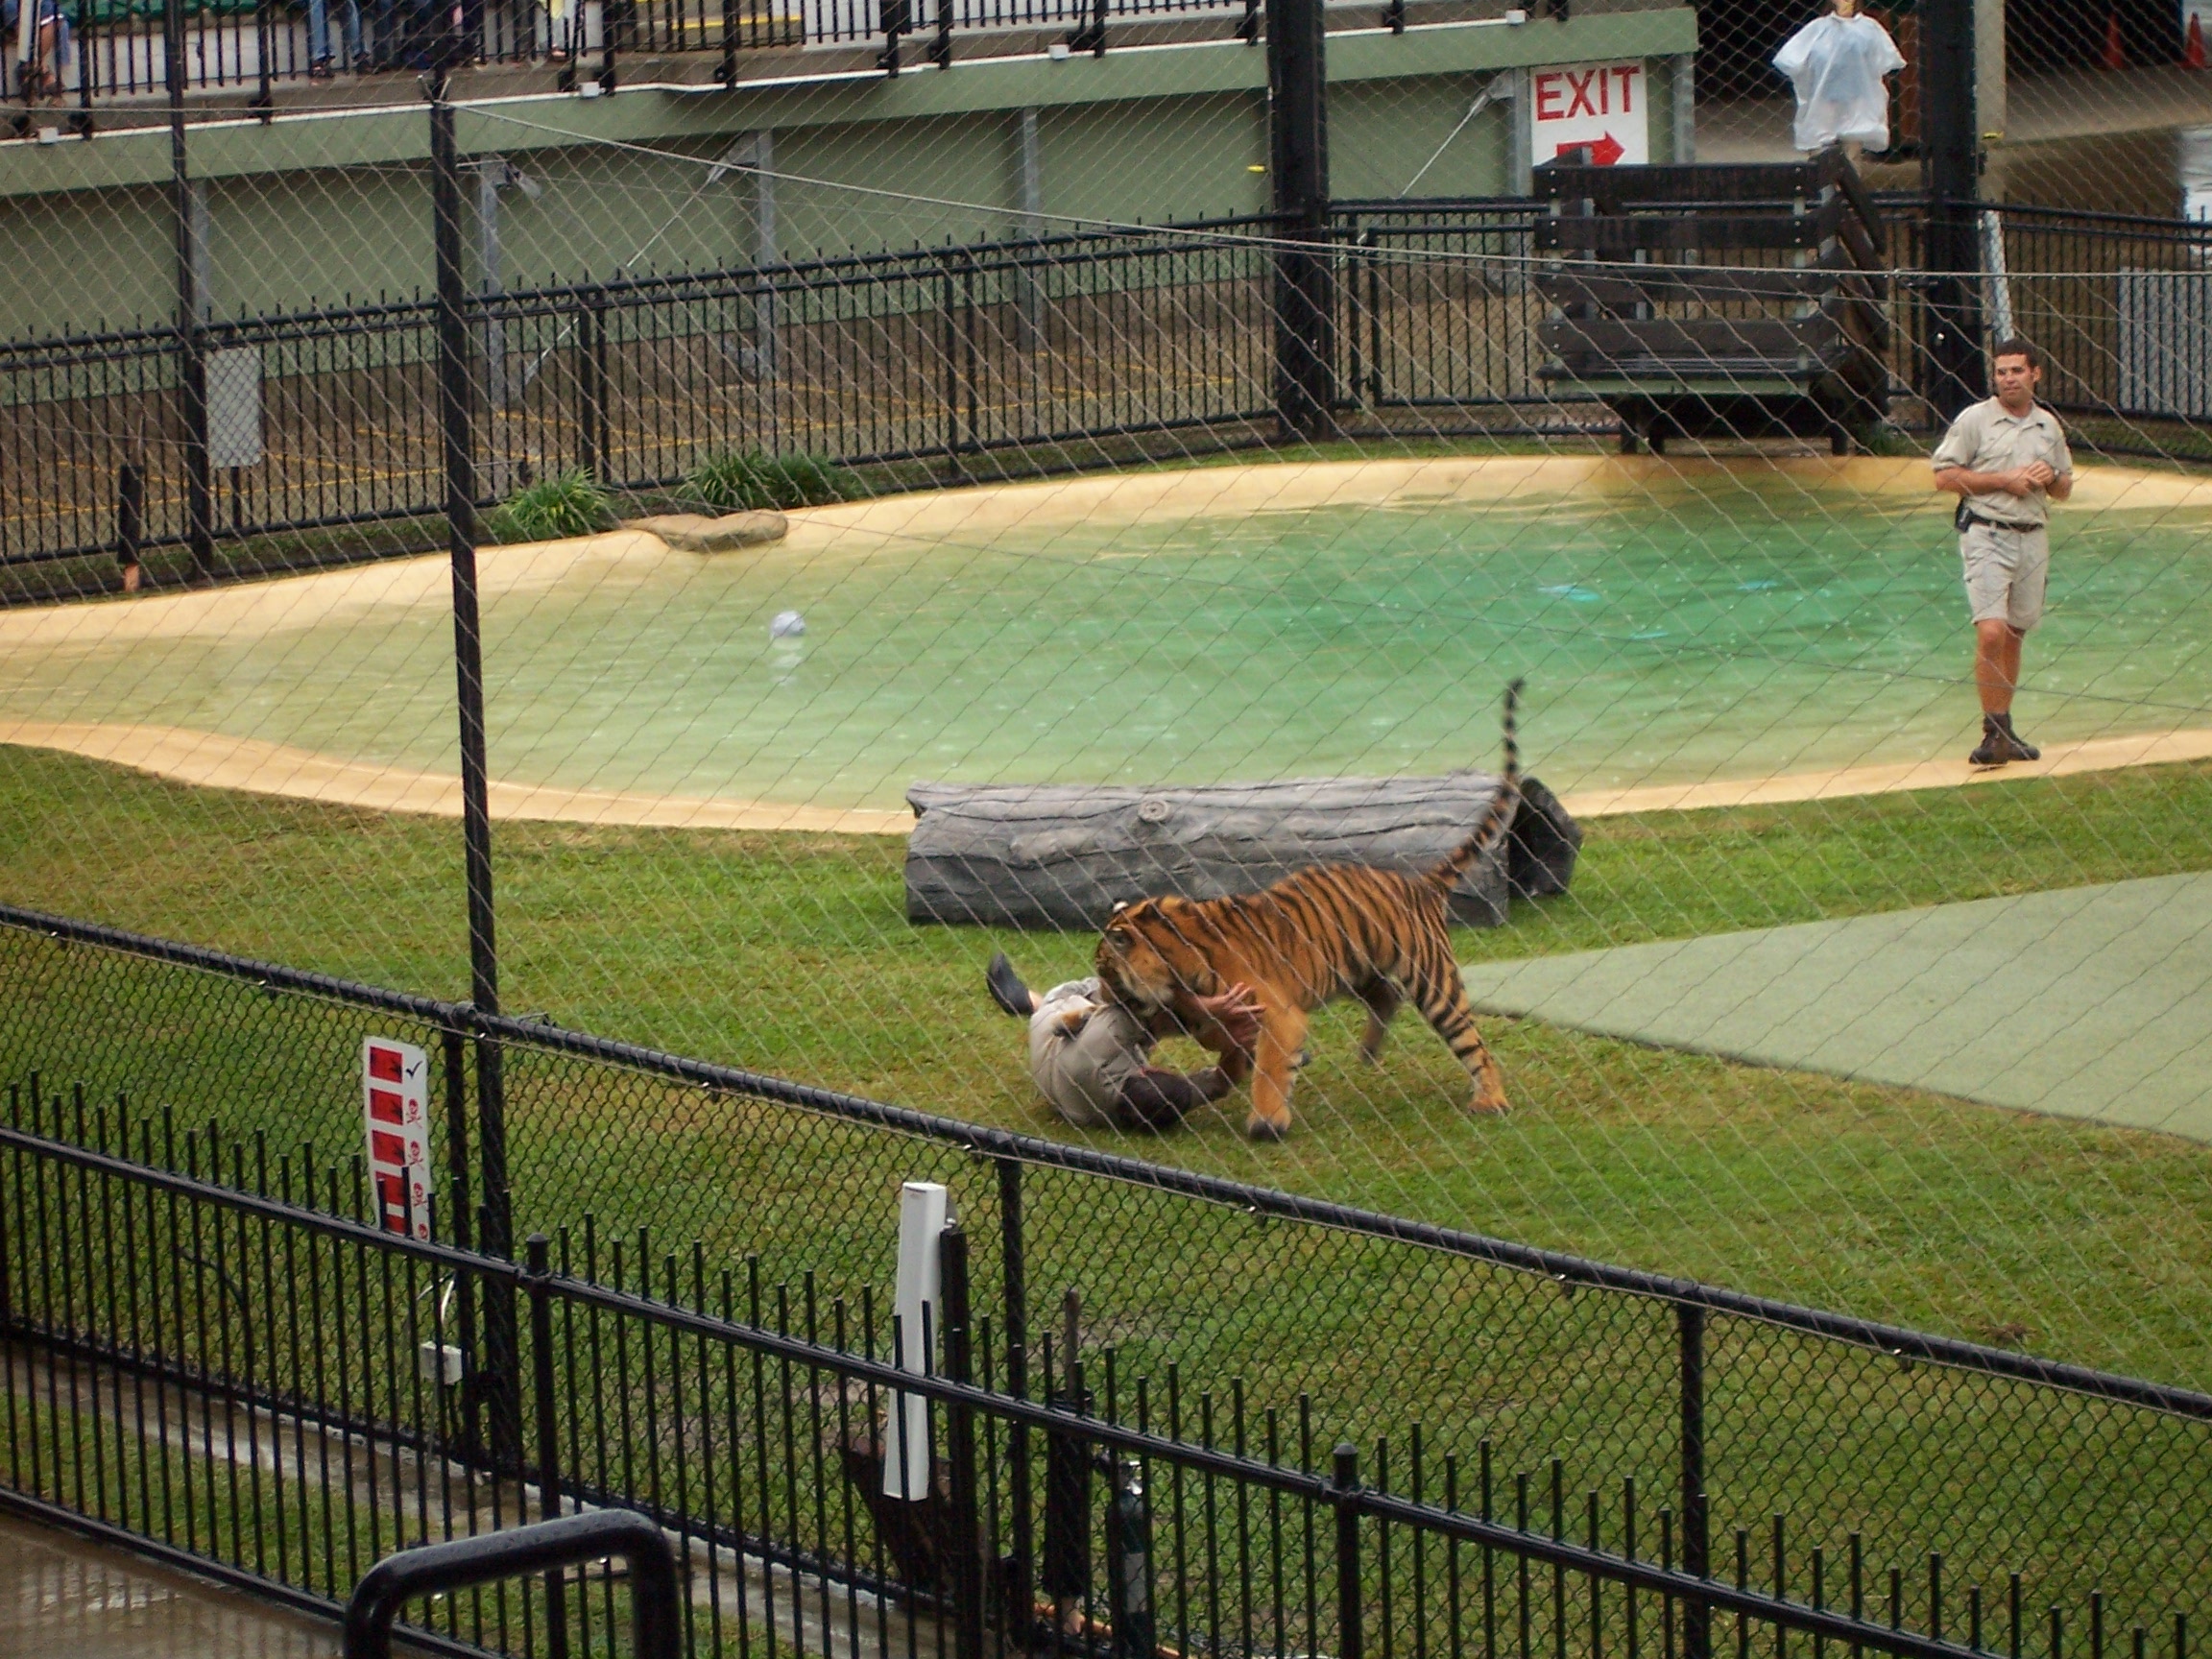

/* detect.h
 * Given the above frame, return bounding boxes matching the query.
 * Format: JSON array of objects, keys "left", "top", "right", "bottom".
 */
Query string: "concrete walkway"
[
  {"left": 0, "top": 1510, "right": 339, "bottom": 1658},
  {"left": 1462, "top": 874, "right": 2212, "bottom": 1142}
]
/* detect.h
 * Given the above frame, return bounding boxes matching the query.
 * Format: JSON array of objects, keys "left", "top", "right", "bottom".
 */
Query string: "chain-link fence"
[
  {"left": 3, "top": 905, "right": 2207, "bottom": 1639},
  {"left": 7, "top": 3, "right": 2212, "bottom": 1647},
  {"left": 14, "top": 1088, "right": 2193, "bottom": 1659}
]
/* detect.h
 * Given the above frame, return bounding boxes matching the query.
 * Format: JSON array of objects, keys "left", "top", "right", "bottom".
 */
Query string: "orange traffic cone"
[
  {"left": 2188, "top": 12, "right": 2207, "bottom": 70},
  {"left": 2104, "top": 11, "right": 2127, "bottom": 69}
]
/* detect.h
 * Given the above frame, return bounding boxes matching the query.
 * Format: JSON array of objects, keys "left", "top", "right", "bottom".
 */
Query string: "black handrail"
[{"left": 341, "top": 1511, "right": 680, "bottom": 1659}]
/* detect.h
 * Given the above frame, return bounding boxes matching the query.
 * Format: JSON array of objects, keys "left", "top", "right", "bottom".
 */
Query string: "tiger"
[{"left": 1094, "top": 681, "right": 1524, "bottom": 1142}]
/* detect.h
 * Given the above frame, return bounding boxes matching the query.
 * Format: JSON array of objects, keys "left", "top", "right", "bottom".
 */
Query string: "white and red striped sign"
[{"left": 363, "top": 1038, "right": 432, "bottom": 1241}]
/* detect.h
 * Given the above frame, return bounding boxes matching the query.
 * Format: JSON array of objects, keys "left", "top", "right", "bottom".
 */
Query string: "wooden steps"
[{"left": 1533, "top": 146, "right": 1896, "bottom": 453}]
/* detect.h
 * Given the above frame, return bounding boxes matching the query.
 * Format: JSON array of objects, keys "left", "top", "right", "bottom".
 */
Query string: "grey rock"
[{"left": 627, "top": 510, "right": 789, "bottom": 552}]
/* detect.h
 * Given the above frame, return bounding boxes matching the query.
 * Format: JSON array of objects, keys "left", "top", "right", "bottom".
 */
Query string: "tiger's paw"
[
  {"left": 1244, "top": 1113, "right": 1290, "bottom": 1142},
  {"left": 1466, "top": 1092, "right": 1511, "bottom": 1117}
]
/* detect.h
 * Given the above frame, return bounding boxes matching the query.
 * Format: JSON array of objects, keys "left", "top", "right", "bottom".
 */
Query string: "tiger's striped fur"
[{"left": 1094, "top": 682, "right": 1523, "bottom": 1141}]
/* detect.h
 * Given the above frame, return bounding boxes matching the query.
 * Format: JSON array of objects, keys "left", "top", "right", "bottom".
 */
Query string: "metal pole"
[
  {"left": 998, "top": 1157, "right": 1034, "bottom": 1645},
  {"left": 115, "top": 461, "right": 144, "bottom": 589},
  {"left": 1678, "top": 1301, "right": 1710, "bottom": 1659},
  {"left": 251, "top": 0, "right": 273, "bottom": 120},
  {"left": 430, "top": 74, "right": 500, "bottom": 1070},
  {"left": 939, "top": 1223, "right": 986, "bottom": 1659},
  {"left": 1015, "top": 109, "right": 1045, "bottom": 352},
  {"left": 432, "top": 64, "right": 517, "bottom": 1476},
  {"left": 164, "top": 0, "right": 214, "bottom": 585},
  {"left": 752, "top": 131, "right": 778, "bottom": 380},
  {"left": 1265, "top": 0, "right": 1334, "bottom": 439},
  {"left": 526, "top": 1235, "right": 571, "bottom": 1659},
  {"left": 1921, "top": 0, "right": 1984, "bottom": 419},
  {"left": 1334, "top": 1444, "right": 1363, "bottom": 1659}
]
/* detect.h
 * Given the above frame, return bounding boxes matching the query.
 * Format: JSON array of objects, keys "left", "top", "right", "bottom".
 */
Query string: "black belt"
[{"left": 1957, "top": 508, "right": 2040, "bottom": 534}]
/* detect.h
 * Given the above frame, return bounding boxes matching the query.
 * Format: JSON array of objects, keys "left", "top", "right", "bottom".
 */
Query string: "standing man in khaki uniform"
[{"left": 1932, "top": 339, "right": 2075, "bottom": 766}]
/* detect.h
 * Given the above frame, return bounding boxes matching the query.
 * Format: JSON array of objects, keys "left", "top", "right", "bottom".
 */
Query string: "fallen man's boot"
[{"left": 986, "top": 951, "right": 1034, "bottom": 1019}]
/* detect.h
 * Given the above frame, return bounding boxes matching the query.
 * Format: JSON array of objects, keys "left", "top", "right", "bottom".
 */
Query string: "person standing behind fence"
[
  {"left": 306, "top": 0, "right": 363, "bottom": 77},
  {"left": 1772, "top": 0, "right": 1905, "bottom": 159},
  {"left": 1933, "top": 339, "right": 2074, "bottom": 767},
  {"left": 5, "top": 0, "right": 73, "bottom": 104}
]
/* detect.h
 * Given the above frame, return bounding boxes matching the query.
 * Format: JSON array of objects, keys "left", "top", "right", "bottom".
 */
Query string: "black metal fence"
[
  {"left": 10, "top": 191, "right": 2207, "bottom": 587},
  {"left": 14, "top": 0, "right": 1253, "bottom": 115},
  {"left": 2, "top": 902, "right": 2207, "bottom": 1657}
]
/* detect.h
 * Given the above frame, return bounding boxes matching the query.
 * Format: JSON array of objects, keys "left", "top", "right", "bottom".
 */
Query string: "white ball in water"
[{"left": 769, "top": 610, "right": 806, "bottom": 639}]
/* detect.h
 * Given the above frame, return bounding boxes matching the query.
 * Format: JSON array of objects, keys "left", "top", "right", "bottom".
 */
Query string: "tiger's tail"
[{"left": 1426, "top": 679, "right": 1523, "bottom": 892}]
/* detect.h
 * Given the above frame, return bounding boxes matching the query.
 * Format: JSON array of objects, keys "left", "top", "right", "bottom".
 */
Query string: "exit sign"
[{"left": 1529, "top": 60, "right": 1651, "bottom": 167}]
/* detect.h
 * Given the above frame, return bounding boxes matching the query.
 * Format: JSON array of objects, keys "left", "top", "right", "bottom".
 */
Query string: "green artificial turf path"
[{"left": 1463, "top": 873, "right": 2212, "bottom": 1143}]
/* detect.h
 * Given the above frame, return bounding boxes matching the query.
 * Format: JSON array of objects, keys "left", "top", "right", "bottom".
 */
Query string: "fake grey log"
[{"left": 905, "top": 772, "right": 1580, "bottom": 930}]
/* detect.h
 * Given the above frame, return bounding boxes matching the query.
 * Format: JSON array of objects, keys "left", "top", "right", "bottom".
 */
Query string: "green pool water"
[{"left": 12, "top": 473, "right": 2212, "bottom": 808}]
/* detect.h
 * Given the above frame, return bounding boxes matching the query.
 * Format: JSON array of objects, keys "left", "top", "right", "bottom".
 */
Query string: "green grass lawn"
[
  {"left": 4, "top": 741, "right": 2210, "bottom": 1392},
  {"left": 4, "top": 742, "right": 2211, "bottom": 1624}
]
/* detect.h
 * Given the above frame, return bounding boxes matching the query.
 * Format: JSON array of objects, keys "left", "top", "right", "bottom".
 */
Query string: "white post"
[
  {"left": 1671, "top": 53, "right": 1695, "bottom": 165},
  {"left": 474, "top": 159, "right": 509, "bottom": 417},
  {"left": 1505, "top": 67, "right": 1532, "bottom": 197},
  {"left": 884, "top": 1181, "right": 950, "bottom": 1501},
  {"left": 1974, "top": 0, "right": 2006, "bottom": 143},
  {"left": 1017, "top": 108, "right": 1045, "bottom": 350},
  {"left": 754, "top": 130, "right": 779, "bottom": 381},
  {"left": 1981, "top": 207, "right": 2014, "bottom": 347},
  {"left": 188, "top": 180, "right": 214, "bottom": 323}
]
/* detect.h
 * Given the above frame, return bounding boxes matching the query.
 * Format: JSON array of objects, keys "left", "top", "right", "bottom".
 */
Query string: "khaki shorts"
[{"left": 1960, "top": 521, "right": 2049, "bottom": 632}]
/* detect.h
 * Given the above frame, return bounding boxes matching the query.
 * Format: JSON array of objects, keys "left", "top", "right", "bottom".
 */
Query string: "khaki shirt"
[
  {"left": 1027, "top": 977, "right": 1155, "bottom": 1127},
  {"left": 1931, "top": 397, "right": 2073, "bottom": 528}
]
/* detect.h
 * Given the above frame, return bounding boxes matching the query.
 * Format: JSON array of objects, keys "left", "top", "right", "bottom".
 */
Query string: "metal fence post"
[
  {"left": 1921, "top": 0, "right": 1984, "bottom": 418},
  {"left": 939, "top": 261, "right": 964, "bottom": 483},
  {"left": 1265, "top": 0, "right": 1335, "bottom": 440},
  {"left": 163, "top": 0, "right": 214, "bottom": 585},
  {"left": 576, "top": 295, "right": 609, "bottom": 481},
  {"left": 432, "top": 60, "right": 517, "bottom": 1473},
  {"left": 1678, "top": 1301, "right": 1711, "bottom": 1659},
  {"left": 997, "top": 1157, "right": 1035, "bottom": 1643},
  {"left": 940, "top": 1222, "right": 986, "bottom": 1659},
  {"left": 1334, "top": 1444, "right": 1363, "bottom": 1659},
  {"left": 115, "top": 461, "right": 144, "bottom": 587},
  {"left": 250, "top": 0, "right": 274, "bottom": 120},
  {"left": 526, "top": 1235, "right": 570, "bottom": 1659}
]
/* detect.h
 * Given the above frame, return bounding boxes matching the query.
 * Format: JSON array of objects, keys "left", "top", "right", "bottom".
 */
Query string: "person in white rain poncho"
[{"left": 1772, "top": 0, "right": 1906, "bottom": 156}]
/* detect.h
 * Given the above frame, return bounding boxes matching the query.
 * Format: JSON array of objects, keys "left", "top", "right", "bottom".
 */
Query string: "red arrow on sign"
[{"left": 1557, "top": 132, "right": 1626, "bottom": 167}]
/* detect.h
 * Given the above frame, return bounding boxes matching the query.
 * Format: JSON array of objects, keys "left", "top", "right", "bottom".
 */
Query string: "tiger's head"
[{"left": 1095, "top": 897, "right": 1216, "bottom": 1016}]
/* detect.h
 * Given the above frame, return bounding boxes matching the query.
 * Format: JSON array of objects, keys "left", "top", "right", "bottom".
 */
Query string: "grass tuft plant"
[
  {"left": 685, "top": 448, "right": 855, "bottom": 513},
  {"left": 492, "top": 469, "right": 618, "bottom": 541}
]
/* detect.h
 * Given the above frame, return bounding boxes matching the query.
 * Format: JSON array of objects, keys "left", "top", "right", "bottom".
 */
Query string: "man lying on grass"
[{"left": 986, "top": 951, "right": 1261, "bottom": 1131}]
